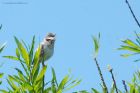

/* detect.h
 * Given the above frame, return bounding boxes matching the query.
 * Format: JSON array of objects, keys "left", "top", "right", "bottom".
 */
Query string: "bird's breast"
[{"left": 44, "top": 46, "right": 54, "bottom": 61}]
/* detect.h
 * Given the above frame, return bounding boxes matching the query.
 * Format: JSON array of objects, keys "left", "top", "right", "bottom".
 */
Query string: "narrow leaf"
[
  {"left": 122, "top": 39, "right": 139, "bottom": 48},
  {"left": 35, "top": 66, "right": 47, "bottom": 82},
  {"left": 91, "top": 88, "right": 99, "bottom": 93},
  {"left": 14, "top": 36, "right": 29, "bottom": 67},
  {"left": 3, "top": 56, "right": 19, "bottom": 61},
  {"left": 52, "top": 67, "right": 58, "bottom": 87},
  {"left": 57, "top": 75, "right": 69, "bottom": 92},
  {"left": 0, "top": 73, "right": 4, "bottom": 78}
]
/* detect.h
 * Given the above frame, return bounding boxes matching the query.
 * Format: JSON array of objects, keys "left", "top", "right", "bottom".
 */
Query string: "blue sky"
[{"left": 0, "top": 0, "right": 140, "bottom": 92}]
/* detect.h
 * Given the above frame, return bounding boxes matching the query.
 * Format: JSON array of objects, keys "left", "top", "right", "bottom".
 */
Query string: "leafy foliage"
[
  {"left": 45, "top": 68, "right": 81, "bottom": 93},
  {"left": 0, "top": 24, "right": 6, "bottom": 54},
  {"left": 74, "top": 84, "right": 120, "bottom": 93},
  {"left": 119, "top": 31, "right": 140, "bottom": 62},
  {"left": 92, "top": 33, "right": 100, "bottom": 58},
  {"left": 1, "top": 36, "right": 80, "bottom": 93},
  {"left": 0, "top": 24, "right": 5, "bottom": 85},
  {"left": 1, "top": 30, "right": 140, "bottom": 93},
  {"left": 120, "top": 70, "right": 140, "bottom": 93}
]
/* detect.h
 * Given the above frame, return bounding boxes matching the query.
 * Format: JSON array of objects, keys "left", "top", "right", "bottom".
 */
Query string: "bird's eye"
[{"left": 46, "top": 39, "right": 51, "bottom": 41}]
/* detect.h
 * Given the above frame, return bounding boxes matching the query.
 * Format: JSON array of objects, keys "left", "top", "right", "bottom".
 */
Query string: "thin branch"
[
  {"left": 94, "top": 58, "right": 108, "bottom": 93},
  {"left": 109, "top": 68, "right": 118, "bottom": 93},
  {"left": 122, "top": 80, "right": 128, "bottom": 93},
  {"left": 125, "top": 0, "right": 140, "bottom": 28},
  {"left": 0, "top": 24, "right": 2, "bottom": 30}
]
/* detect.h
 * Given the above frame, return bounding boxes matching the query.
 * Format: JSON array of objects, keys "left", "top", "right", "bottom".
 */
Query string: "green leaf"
[
  {"left": 57, "top": 75, "right": 69, "bottom": 92},
  {"left": 21, "top": 40, "right": 29, "bottom": 52},
  {"left": 110, "top": 83, "right": 115, "bottom": 93},
  {"left": 3, "top": 56, "right": 19, "bottom": 61},
  {"left": 23, "top": 83, "right": 33, "bottom": 91},
  {"left": 122, "top": 39, "right": 139, "bottom": 49},
  {"left": 8, "top": 75, "right": 22, "bottom": 84},
  {"left": 0, "top": 90, "right": 8, "bottom": 93},
  {"left": 0, "top": 73, "right": 4, "bottom": 78},
  {"left": 20, "top": 61, "right": 30, "bottom": 78},
  {"left": 44, "top": 87, "right": 51, "bottom": 93},
  {"left": 92, "top": 33, "right": 100, "bottom": 58},
  {"left": 7, "top": 76, "right": 19, "bottom": 90},
  {"left": 34, "top": 81, "right": 42, "bottom": 92},
  {"left": 32, "top": 45, "right": 41, "bottom": 76},
  {"left": 16, "top": 48, "right": 20, "bottom": 58},
  {"left": 118, "top": 45, "right": 140, "bottom": 53},
  {"left": 51, "top": 84, "right": 57, "bottom": 93},
  {"left": 52, "top": 67, "right": 58, "bottom": 87},
  {"left": 57, "top": 89, "right": 62, "bottom": 93},
  {"left": 0, "top": 81, "right": 2, "bottom": 85},
  {"left": 73, "top": 90, "right": 89, "bottom": 93},
  {"left": 32, "top": 65, "right": 40, "bottom": 84},
  {"left": 120, "top": 53, "right": 138, "bottom": 58},
  {"left": 35, "top": 65, "right": 47, "bottom": 82},
  {"left": 91, "top": 88, "right": 99, "bottom": 93},
  {"left": 15, "top": 68, "right": 27, "bottom": 82},
  {"left": 29, "top": 36, "right": 35, "bottom": 62},
  {"left": 14, "top": 36, "right": 30, "bottom": 67},
  {"left": 119, "top": 32, "right": 140, "bottom": 62},
  {"left": 64, "top": 79, "right": 81, "bottom": 91},
  {"left": 12, "top": 75, "right": 23, "bottom": 84},
  {"left": 51, "top": 68, "right": 57, "bottom": 93},
  {"left": 135, "top": 31, "right": 140, "bottom": 45}
]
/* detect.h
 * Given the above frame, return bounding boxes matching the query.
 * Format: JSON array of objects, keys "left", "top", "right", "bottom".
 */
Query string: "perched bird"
[{"left": 39, "top": 33, "right": 56, "bottom": 66}]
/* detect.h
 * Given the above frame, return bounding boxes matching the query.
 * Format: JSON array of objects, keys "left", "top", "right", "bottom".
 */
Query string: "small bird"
[{"left": 39, "top": 33, "right": 56, "bottom": 66}]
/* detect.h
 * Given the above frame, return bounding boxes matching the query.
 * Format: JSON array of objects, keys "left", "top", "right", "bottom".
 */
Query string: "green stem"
[
  {"left": 42, "top": 75, "right": 45, "bottom": 93},
  {"left": 94, "top": 58, "right": 108, "bottom": 93},
  {"left": 41, "top": 46, "right": 45, "bottom": 93},
  {"left": 42, "top": 65, "right": 45, "bottom": 93}
]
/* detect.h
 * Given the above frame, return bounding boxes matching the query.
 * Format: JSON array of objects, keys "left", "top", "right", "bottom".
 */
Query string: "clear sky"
[{"left": 0, "top": 0, "right": 140, "bottom": 92}]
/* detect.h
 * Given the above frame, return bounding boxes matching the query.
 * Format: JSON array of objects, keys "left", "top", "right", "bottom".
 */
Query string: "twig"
[
  {"left": 94, "top": 58, "right": 108, "bottom": 93},
  {"left": 125, "top": 0, "right": 140, "bottom": 28},
  {"left": 108, "top": 66, "right": 118, "bottom": 93},
  {"left": 0, "top": 24, "right": 2, "bottom": 30},
  {"left": 122, "top": 80, "right": 128, "bottom": 93}
]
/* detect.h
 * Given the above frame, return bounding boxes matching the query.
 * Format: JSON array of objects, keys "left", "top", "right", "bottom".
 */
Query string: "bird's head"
[{"left": 44, "top": 33, "right": 56, "bottom": 46}]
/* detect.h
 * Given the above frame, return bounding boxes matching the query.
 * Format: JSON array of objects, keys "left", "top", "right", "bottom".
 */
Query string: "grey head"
[{"left": 44, "top": 33, "right": 56, "bottom": 47}]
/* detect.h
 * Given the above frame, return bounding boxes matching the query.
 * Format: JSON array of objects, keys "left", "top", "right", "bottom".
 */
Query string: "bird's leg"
[
  {"left": 42, "top": 61, "right": 45, "bottom": 67},
  {"left": 41, "top": 45, "right": 45, "bottom": 67}
]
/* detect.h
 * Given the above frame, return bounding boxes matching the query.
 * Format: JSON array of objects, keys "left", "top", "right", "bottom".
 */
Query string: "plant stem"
[
  {"left": 109, "top": 69, "right": 118, "bottom": 93},
  {"left": 42, "top": 73, "right": 45, "bottom": 93},
  {"left": 94, "top": 58, "right": 108, "bottom": 93},
  {"left": 42, "top": 63, "right": 45, "bottom": 93},
  {"left": 125, "top": 0, "right": 140, "bottom": 28},
  {"left": 122, "top": 80, "right": 128, "bottom": 93},
  {"left": 41, "top": 46, "right": 45, "bottom": 93}
]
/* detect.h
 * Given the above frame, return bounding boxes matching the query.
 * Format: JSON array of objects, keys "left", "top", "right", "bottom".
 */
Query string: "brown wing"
[
  {"left": 39, "top": 44, "right": 46, "bottom": 66},
  {"left": 40, "top": 44, "right": 45, "bottom": 57}
]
